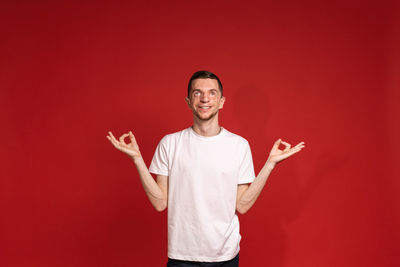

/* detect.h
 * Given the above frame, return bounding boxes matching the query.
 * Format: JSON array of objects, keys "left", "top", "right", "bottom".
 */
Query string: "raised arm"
[
  {"left": 236, "top": 139, "right": 305, "bottom": 214},
  {"left": 106, "top": 131, "right": 168, "bottom": 212}
]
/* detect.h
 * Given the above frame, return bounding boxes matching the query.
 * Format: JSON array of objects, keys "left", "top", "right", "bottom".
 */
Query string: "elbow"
[
  {"left": 236, "top": 204, "right": 249, "bottom": 215},
  {"left": 154, "top": 201, "right": 167, "bottom": 212},
  {"left": 155, "top": 206, "right": 166, "bottom": 212}
]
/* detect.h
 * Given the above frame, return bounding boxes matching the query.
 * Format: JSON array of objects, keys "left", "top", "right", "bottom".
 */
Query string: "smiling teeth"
[{"left": 200, "top": 107, "right": 210, "bottom": 109}]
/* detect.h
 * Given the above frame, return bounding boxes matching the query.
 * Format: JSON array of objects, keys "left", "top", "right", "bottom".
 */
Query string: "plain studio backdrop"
[{"left": 1, "top": 0, "right": 399, "bottom": 266}]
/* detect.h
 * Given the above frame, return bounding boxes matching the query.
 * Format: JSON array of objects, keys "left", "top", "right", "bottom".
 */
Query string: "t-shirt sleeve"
[
  {"left": 148, "top": 136, "right": 169, "bottom": 176},
  {"left": 238, "top": 141, "right": 256, "bottom": 184}
]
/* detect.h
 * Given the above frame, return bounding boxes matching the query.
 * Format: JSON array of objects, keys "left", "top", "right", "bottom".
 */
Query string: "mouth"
[{"left": 198, "top": 106, "right": 211, "bottom": 110}]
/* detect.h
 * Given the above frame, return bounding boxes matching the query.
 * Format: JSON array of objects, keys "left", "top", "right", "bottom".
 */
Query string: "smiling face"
[{"left": 185, "top": 78, "right": 225, "bottom": 121}]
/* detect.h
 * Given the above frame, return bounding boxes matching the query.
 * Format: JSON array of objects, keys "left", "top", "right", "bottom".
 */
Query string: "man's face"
[{"left": 185, "top": 78, "right": 225, "bottom": 121}]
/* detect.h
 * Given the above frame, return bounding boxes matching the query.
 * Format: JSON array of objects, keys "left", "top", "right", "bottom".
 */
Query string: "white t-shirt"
[{"left": 149, "top": 126, "right": 256, "bottom": 262}]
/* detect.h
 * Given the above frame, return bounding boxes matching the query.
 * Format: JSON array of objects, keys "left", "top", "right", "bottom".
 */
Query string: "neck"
[{"left": 191, "top": 115, "right": 222, "bottom": 137}]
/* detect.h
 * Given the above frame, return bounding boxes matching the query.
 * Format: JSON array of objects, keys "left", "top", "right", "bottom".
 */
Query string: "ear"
[
  {"left": 218, "top": 96, "right": 226, "bottom": 109},
  {"left": 185, "top": 97, "right": 191, "bottom": 106}
]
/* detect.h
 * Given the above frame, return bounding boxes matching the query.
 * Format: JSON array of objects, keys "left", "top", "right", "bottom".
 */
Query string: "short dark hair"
[{"left": 187, "top": 70, "right": 223, "bottom": 97}]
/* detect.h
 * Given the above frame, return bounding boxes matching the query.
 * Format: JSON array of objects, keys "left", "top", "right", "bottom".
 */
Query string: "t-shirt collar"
[{"left": 188, "top": 126, "right": 226, "bottom": 141}]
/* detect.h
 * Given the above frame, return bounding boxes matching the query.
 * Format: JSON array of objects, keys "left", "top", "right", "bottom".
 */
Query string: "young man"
[{"left": 106, "top": 71, "right": 305, "bottom": 266}]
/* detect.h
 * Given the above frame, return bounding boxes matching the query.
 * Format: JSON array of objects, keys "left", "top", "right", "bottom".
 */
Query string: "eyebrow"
[{"left": 192, "top": 89, "right": 218, "bottom": 92}]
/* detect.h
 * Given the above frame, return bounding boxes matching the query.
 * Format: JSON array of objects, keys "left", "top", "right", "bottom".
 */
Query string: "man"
[{"left": 106, "top": 70, "right": 305, "bottom": 266}]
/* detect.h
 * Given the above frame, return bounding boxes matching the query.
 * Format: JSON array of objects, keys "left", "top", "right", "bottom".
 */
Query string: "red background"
[{"left": 1, "top": 0, "right": 399, "bottom": 266}]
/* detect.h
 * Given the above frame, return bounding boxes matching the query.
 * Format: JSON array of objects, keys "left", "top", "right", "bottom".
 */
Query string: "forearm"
[
  {"left": 237, "top": 161, "right": 275, "bottom": 214},
  {"left": 132, "top": 156, "right": 167, "bottom": 211}
]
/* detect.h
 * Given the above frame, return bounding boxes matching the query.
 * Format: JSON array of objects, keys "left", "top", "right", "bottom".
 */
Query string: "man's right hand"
[{"left": 106, "top": 131, "right": 142, "bottom": 160}]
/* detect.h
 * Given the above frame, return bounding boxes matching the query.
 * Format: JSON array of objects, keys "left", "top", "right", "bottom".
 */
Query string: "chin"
[{"left": 194, "top": 111, "right": 219, "bottom": 121}]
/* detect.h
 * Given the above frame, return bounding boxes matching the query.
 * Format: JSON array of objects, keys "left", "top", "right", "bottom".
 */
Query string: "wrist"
[
  {"left": 265, "top": 160, "right": 276, "bottom": 170},
  {"left": 131, "top": 154, "right": 143, "bottom": 164}
]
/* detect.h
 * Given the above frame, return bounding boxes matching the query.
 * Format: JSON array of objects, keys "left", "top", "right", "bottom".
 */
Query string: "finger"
[
  {"left": 107, "top": 135, "right": 120, "bottom": 149},
  {"left": 281, "top": 141, "right": 291, "bottom": 151},
  {"left": 119, "top": 133, "right": 129, "bottom": 145},
  {"left": 291, "top": 145, "right": 305, "bottom": 153},
  {"left": 293, "top": 143, "right": 305, "bottom": 149},
  {"left": 294, "top": 141, "right": 305, "bottom": 148},
  {"left": 129, "top": 131, "right": 137, "bottom": 144},
  {"left": 285, "top": 147, "right": 302, "bottom": 157},
  {"left": 108, "top": 131, "right": 119, "bottom": 143}
]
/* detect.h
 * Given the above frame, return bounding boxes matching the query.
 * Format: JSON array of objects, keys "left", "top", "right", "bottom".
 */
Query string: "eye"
[
  {"left": 193, "top": 91, "right": 200, "bottom": 96},
  {"left": 210, "top": 90, "right": 218, "bottom": 97}
]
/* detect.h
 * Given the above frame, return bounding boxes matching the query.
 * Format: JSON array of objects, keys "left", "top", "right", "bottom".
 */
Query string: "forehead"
[{"left": 191, "top": 78, "right": 219, "bottom": 91}]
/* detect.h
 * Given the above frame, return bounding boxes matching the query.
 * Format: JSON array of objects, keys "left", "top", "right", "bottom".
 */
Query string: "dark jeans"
[{"left": 167, "top": 253, "right": 239, "bottom": 267}]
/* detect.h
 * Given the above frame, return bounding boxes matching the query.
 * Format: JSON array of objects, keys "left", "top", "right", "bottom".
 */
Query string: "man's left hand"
[{"left": 267, "top": 139, "right": 305, "bottom": 167}]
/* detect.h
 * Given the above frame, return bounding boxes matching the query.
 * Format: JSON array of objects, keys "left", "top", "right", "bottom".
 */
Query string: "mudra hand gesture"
[
  {"left": 106, "top": 131, "right": 142, "bottom": 160},
  {"left": 267, "top": 139, "right": 305, "bottom": 167}
]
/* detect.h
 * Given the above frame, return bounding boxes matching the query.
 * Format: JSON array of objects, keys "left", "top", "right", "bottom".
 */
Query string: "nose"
[{"left": 200, "top": 92, "right": 209, "bottom": 102}]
